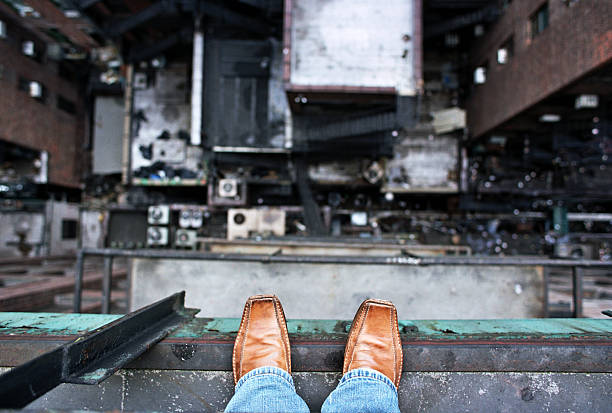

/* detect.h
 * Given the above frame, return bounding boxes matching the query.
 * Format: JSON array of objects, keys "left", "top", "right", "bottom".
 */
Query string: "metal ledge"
[{"left": 1, "top": 316, "right": 610, "bottom": 374}]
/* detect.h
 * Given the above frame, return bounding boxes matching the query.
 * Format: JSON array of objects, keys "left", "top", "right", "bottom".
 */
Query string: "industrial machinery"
[{"left": 69, "top": 0, "right": 611, "bottom": 260}]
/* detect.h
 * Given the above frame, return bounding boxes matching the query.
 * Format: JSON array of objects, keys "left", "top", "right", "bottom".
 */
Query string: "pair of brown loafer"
[{"left": 233, "top": 295, "right": 403, "bottom": 388}]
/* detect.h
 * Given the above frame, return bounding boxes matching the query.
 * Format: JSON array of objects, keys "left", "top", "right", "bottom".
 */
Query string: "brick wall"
[
  {"left": 466, "top": 0, "right": 612, "bottom": 138},
  {"left": 0, "top": 2, "right": 90, "bottom": 188}
]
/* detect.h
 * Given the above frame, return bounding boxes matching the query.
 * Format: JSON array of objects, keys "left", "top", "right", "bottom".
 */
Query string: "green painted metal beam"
[
  {"left": 0, "top": 313, "right": 122, "bottom": 336},
  {"left": 1, "top": 313, "right": 611, "bottom": 341}
]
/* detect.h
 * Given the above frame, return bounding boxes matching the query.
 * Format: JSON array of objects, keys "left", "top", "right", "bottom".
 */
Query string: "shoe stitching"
[
  {"left": 394, "top": 307, "right": 402, "bottom": 387},
  {"left": 233, "top": 300, "right": 249, "bottom": 383},
  {"left": 347, "top": 304, "right": 370, "bottom": 372},
  {"left": 277, "top": 299, "right": 292, "bottom": 373},
  {"left": 238, "top": 300, "right": 252, "bottom": 382},
  {"left": 389, "top": 306, "right": 397, "bottom": 385},
  {"left": 272, "top": 298, "right": 290, "bottom": 373},
  {"left": 343, "top": 300, "right": 367, "bottom": 373}
]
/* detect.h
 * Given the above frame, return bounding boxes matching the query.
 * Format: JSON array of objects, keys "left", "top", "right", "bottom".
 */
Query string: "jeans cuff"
[
  {"left": 235, "top": 366, "right": 295, "bottom": 391},
  {"left": 339, "top": 367, "right": 398, "bottom": 394}
]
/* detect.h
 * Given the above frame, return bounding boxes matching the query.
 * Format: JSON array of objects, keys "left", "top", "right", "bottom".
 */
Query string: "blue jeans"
[{"left": 225, "top": 366, "right": 400, "bottom": 413}]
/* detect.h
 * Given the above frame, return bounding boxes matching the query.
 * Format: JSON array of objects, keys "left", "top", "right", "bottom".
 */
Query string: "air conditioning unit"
[
  {"left": 29, "top": 81, "right": 42, "bottom": 98},
  {"left": 178, "top": 209, "right": 191, "bottom": 228},
  {"left": 554, "top": 243, "right": 594, "bottom": 259},
  {"left": 179, "top": 208, "right": 204, "bottom": 228},
  {"left": 218, "top": 179, "right": 238, "bottom": 198},
  {"left": 22, "top": 40, "right": 35, "bottom": 56},
  {"left": 350, "top": 212, "right": 368, "bottom": 226},
  {"left": 473, "top": 67, "right": 486, "bottom": 84},
  {"left": 175, "top": 229, "right": 197, "bottom": 248},
  {"left": 147, "top": 226, "right": 168, "bottom": 246},
  {"left": 497, "top": 48, "right": 509, "bottom": 64},
  {"left": 227, "top": 208, "right": 286, "bottom": 240},
  {"left": 63, "top": 9, "right": 80, "bottom": 18},
  {"left": 191, "top": 209, "right": 203, "bottom": 228},
  {"left": 147, "top": 205, "right": 170, "bottom": 225},
  {"left": 575, "top": 94, "right": 599, "bottom": 109},
  {"left": 133, "top": 72, "right": 147, "bottom": 89}
]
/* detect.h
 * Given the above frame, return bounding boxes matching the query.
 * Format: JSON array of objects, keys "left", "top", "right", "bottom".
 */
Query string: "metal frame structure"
[
  {"left": 0, "top": 292, "right": 198, "bottom": 408},
  {"left": 74, "top": 247, "right": 611, "bottom": 317}
]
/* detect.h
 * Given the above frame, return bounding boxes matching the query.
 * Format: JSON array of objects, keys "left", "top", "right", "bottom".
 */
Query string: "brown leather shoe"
[
  {"left": 232, "top": 295, "right": 291, "bottom": 384},
  {"left": 343, "top": 299, "right": 403, "bottom": 387}
]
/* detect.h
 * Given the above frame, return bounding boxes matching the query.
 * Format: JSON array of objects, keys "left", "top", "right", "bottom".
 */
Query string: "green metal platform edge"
[{"left": 1, "top": 312, "right": 611, "bottom": 341}]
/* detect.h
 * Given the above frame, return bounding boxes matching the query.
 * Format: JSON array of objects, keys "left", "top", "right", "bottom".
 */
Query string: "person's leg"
[
  {"left": 322, "top": 299, "right": 403, "bottom": 413},
  {"left": 225, "top": 295, "right": 309, "bottom": 413},
  {"left": 321, "top": 368, "right": 400, "bottom": 413},
  {"left": 225, "top": 366, "right": 309, "bottom": 412}
]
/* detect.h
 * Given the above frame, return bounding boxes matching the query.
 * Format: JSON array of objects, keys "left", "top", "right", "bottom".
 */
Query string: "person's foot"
[
  {"left": 343, "top": 299, "right": 403, "bottom": 387},
  {"left": 232, "top": 295, "right": 291, "bottom": 384}
]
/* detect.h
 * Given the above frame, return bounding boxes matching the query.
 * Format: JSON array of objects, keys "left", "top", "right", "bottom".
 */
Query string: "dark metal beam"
[
  {"left": 203, "top": 1, "right": 270, "bottom": 34},
  {"left": 427, "top": 0, "right": 495, "bottom": 9},
  {"left": 295, "top": 158, "right": 327, "bottom": 236},
  {"left": 75, "top": 247, "right": 612, "bottom": 267},
  {"left": 305, "top": 112, "right": 396, "bottom": 142},
  {"left": 181, "top": 0, "right": 270, "bottom": 35},
  {"left": 573, "top": 266, "right": 584, "bottom": 318},
  {"left": 127, "top": 28, "right": 192, "bottom": 62},
  {"left": 425, "top": 4, "right": 500, "bottom": 38},
  {"left": 236, "top": 0, "right": 269, "bottom": 10},
  {"left": 76, "top": 0, "right": 104, "bottom": 9},
  {"left": 0, "top": 292, "right": 198, "bottom": 408},
  {"left": 101, "top": 256, "right": 112, "bottom": 314},
  {"left": 105, "top": 0, "right": 176, "bottom": 37},
  {"left": 73, "top": 249, "right": 84, "bottom": 313}
]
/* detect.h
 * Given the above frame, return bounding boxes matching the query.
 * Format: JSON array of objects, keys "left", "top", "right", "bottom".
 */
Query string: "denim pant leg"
[
  {"left": 225, "top": 366, "right": 310, "bottom": 413},
  {"left": 321, "top": 368, "right": 401, "bottom": 413}
]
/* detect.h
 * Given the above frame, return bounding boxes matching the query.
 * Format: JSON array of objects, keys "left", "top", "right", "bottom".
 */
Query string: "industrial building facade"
[{"left": 0, "top": 1, "right": 611, "bottom": 411}]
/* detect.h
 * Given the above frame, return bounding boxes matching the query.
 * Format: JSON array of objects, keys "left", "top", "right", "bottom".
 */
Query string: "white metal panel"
[
  {"left": 80, "top": 210, "right": 105, "bottom": 249},
  {"left": 47, "top": 201, "right": 79, "bottom": 256},
  {"left": 385, "top": 136, "right": 458, "bottom": 193},
  {"left": 131, "top": 64, "right": 191, "bottom": 172},
  {"left": 290, "top": 0, "right": 416, "bottom": 94},
  {"left": 190, "top": 29, "right": 204, "bottom": 146},
  {"left": 93, "top": 96, "right": 124, "bottom": 174}
]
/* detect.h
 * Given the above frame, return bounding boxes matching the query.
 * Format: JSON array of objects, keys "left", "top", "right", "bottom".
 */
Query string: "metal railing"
[{"left": 73, "top": 247, "right": 612, "bottom": 317}]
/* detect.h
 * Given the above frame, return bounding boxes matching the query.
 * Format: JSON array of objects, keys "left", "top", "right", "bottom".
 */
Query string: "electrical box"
[
  {"left": 147, "top": 205, "right": 170, "bottom": 225},
  {"left": 175, "top": 229, "right": 197, "bottom": 248},
  {"left": 227, "top": 208, "right": 286, "bottom": 240},
  {"left": 179, "top": 208, "right": 204, "bottom": 228},
  {"left": 147, "top": 226, "right": 169, "bottom": 246},
  {"left": 218, "top": 179, "right": 238, "bottom": 198}
]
